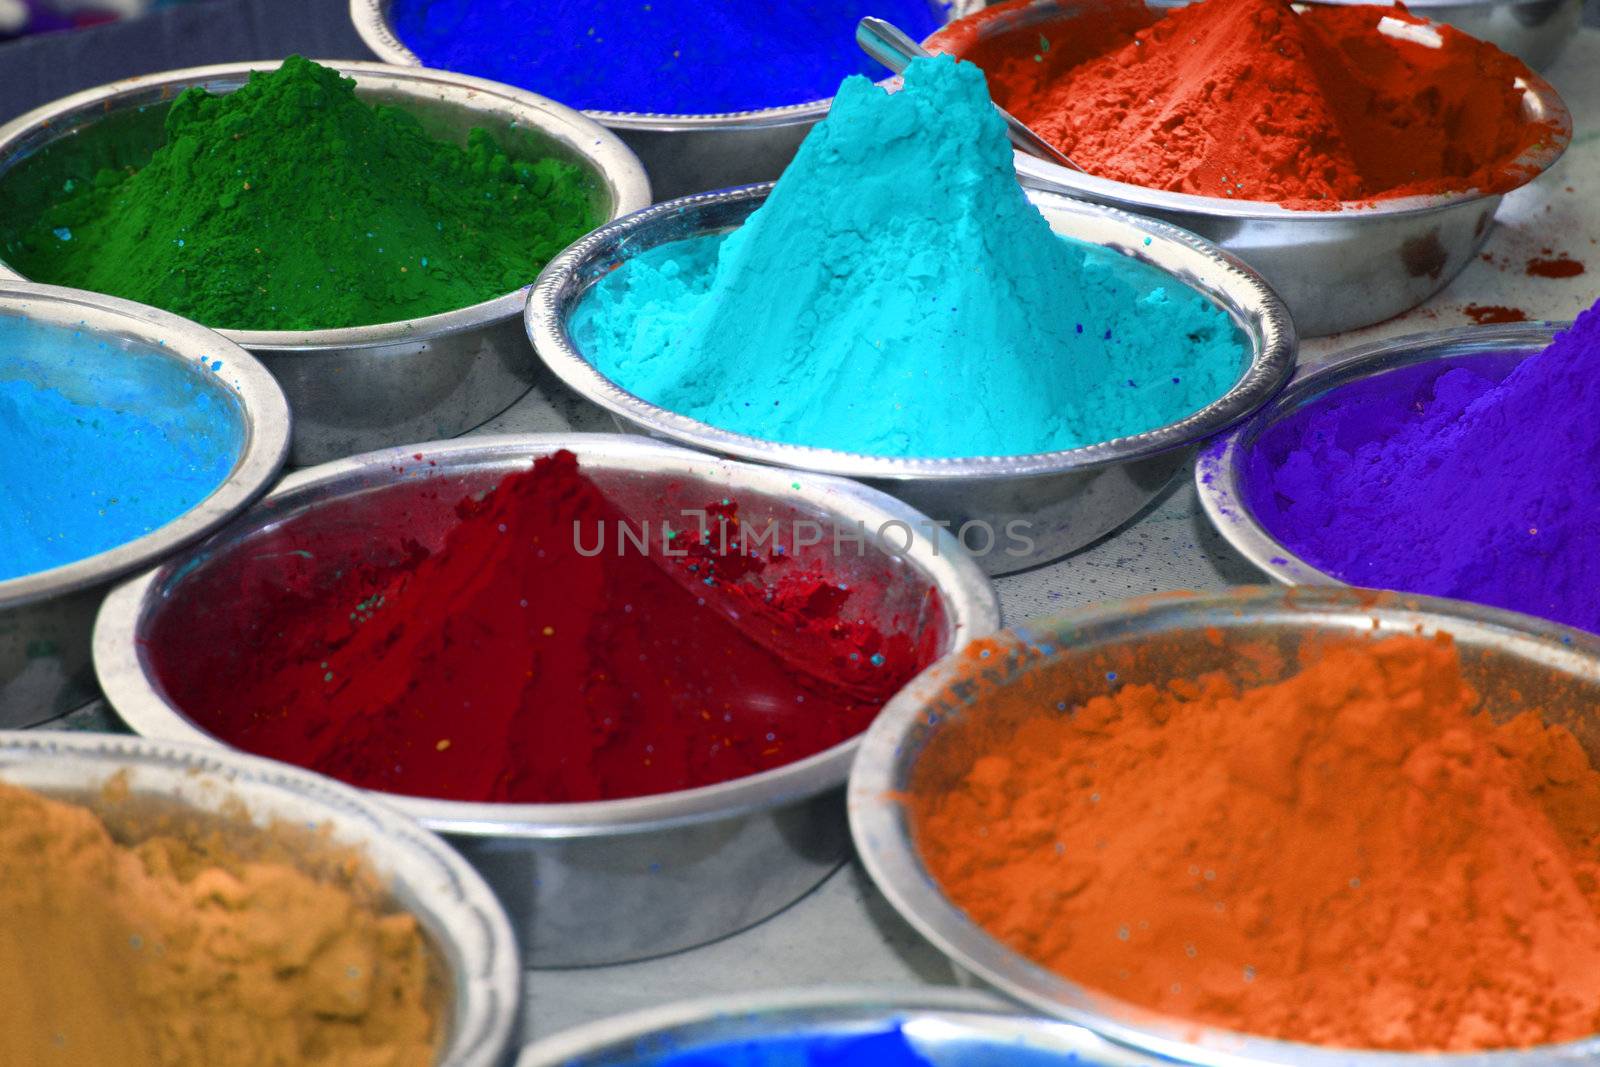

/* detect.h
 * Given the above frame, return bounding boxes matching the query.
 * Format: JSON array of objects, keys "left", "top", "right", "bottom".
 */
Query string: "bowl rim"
[
  {"left": 0, "top": 280, "right": 291, "bottom": 610},
  {"left": 1194, "top": 320, "right": 1562, "bottom": 586},
  {"left": 0, "top": 59, "right": 652, "bottom": 350},
  {"left": 347, "top": 0, "right": 975, "bottom": 126},
  {"left": 931, "top": 0, "right": 1573, "bottom": 221},
  {"left": 514, "top": 986, "right": 1174, "bottom": 1065},
  {"left": 92, "top": 431, "right": 1002, "bottom": 838},
  {"left": 0, "top": 728, "right": 520, "bottom": 1067},
  {"left": 848, "top": 584, "right": 1600, "bottom": 1065},
  {"left": 524, "top": 183, "right": 1296, "bottom": 480}
]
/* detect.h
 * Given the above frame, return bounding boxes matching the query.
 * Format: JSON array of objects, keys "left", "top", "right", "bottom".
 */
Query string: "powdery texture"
[
  {"left": 573, "top": 55, "right": 1244, "bottom": 459},
  {"left": 1245, "top": 303, "right": 1600, "bottom": 633},
  {"left": 153, "top": 450, "right": 935, "bottom": 804},
  {"left": 908, "top": 634, "right": 1600, "bottom": 1051},
  {"left": 0, "top": 780, "right": 437, "bottom": 1065},
  {"left": 953, "top": 0, "right": 1553, "bottom": 206},
  {"left": 5, "top": 57, "right": 598, "bottom": 331}
]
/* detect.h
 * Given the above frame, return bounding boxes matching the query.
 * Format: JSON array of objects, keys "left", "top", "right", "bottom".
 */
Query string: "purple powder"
[{"left": 1244, "top": 305, "right": 1600, "bottom": 633}]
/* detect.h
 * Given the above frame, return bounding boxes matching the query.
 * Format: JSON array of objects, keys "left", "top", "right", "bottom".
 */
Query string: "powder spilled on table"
[
  {"left": 4, "top": 56, "right": 598, "bottom": 331},
  {"left": 939, "top": 0, "right": 1555, "bottom": 206},
  {"left": 1241, "top": 298, "right": 1600, "bottom": 633},
  {"left": 0, "top": 779, "right": 437, "bottom": 1065},
  {"left": 389, "top": 0, "right": 948, "bottom": 114},
  {"left": 151, "top": 450, "right": 937, "bottom": 804},
  {"left": 573, "top": 55, "right": 1246, "bottom": 459},
  {"left": 908, "top": 632, "right": 1600, "bottom": 1051}
]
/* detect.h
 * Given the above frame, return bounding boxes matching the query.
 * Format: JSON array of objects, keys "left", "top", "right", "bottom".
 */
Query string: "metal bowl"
[
  {"left": 926, "top": 0, "right": 1572, "bottom": 338},
  {"left": 93, "top": 432, "right": 1000, "bottom": 967},
  {"left": 526, "top": 184, "right": 1295, "bottom": 576},
  {"left": 0, "top": 280, "right": 288, "bottom": 729},
  {"left": 0, "top": 60, "right": 651, "bottom": 466},
  {"left": 850, "top": 585, "right": 1600, "bottom": 1066},
  {"left": 348, "top": 0, "right": 981, "bottom": 201},
  {"left": 1298, "top": 0, "right": 1582, "bottom": 70},
  {"left": 516, "top": 988, "right": 1178, "bottom": 1065},
  {"left": 1194, "top": 321, "right": 1556, "bottom": 587},
  {"left": 0, "top": 729, "right": 519, "bottom": 1067}
]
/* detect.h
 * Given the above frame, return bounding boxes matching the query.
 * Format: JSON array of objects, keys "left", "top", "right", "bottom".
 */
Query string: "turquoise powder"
[
  {"left": 573, "top": 55, "right": 1248, "bottom": 459},
  {"left": 0, "top": 316, "right": 243, "bottom": 582}
]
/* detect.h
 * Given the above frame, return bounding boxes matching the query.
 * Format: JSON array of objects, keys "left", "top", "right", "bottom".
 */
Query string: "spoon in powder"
[{"left": 857, "top": 16, "right": 1085, "bottom": 172}]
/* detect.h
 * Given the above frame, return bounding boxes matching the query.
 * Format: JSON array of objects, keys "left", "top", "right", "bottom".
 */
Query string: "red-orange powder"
[
  {"left": 1528, "top": 256, "right": 1587, "bottom": 278},
  {"left": 1463, "top": 303, "right": 1528, "bottom": 324},
  {"left": 907, "top": 633, "right": 1600, "bottom": 1051},
  {"left": 934, "top": 0, "right": 1557, "bottom": 207}
]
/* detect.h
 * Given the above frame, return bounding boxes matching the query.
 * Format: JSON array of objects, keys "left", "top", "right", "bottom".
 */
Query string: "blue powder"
[
  {"left": 597, "top": 1020, "right": 1097, "bottom": 1066},
  {"left": 390, "top": 0, "right": 948, "bottom": 115},
  {"left": 0, "top": 317, "right": 243, "bottom": 582},
  {"left": 572, "top": 56, "right": 1247, "bottom": 459}
]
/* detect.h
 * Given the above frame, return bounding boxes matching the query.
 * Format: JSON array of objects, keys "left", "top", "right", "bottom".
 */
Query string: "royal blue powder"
[
  {"left": 601, "top": 1020, "right": 1096, "bottom": 1066},
  {"left": 1242, "top": 303, "right": 1600, "bottom": 633},
  {"left": 389, "top": 0, "right": 949, "bottom": 114},
  {"left": 0, "top": 316, "right": 243, "bottom": 582}
]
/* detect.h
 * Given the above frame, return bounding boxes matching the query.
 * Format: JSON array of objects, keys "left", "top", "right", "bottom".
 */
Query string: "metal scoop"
[{"left": 856, "top": 16, "right": 1085, "bottom": 172}]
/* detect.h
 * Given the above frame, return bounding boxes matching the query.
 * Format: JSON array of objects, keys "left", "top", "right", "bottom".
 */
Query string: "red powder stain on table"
[
  {"left": 1527, "top": 256, "right": 1586, "bottom": 278},
  {"left": 150, "top": 451, "right": 939, "bottom": 804},
  {"left": 1463, "top": 304, "right": 1528, "bottom": 324},
  {"left": 934, "top": 0, "right": 1555, "bottom": 208}
]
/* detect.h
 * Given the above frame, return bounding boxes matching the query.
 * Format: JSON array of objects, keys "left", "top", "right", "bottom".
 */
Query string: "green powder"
[{"left": 4, "top": 56, "right": 600, "bottom": 332}]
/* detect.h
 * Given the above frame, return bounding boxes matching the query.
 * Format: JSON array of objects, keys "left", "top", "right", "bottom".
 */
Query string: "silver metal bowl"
[
  {"left": 850, "top": 585, "right": 1600, "bottom": 1066},
  {"left": 1195, "top": 321, "right": 1556, "bottom": 587},
  {"left": 0, "top": 730, "right": 519, "bottom": 1067},
  {"left": 0, "top": 60, "right": 652, "bottom": 466},
  {"left": 517, "top": 988, "right": 1177, "bottom": 1065},
  {"left": 926, "top": 0, "right": 1572, "bottom": 337},
  {"left": 0, "top": 280, "right": 289, "bottom": 729},
  {"left": 348, "top": 0, "right": 980, "bottom": 201},
  {"left": 526, "top": 184, "right": 1295, "bottom": 576},
  {"left": 1298, "top": 0, "right": 1582, "bottom": 70},
  {"left": 93, "top": 432, "right": 1000, "bottom": 967}
]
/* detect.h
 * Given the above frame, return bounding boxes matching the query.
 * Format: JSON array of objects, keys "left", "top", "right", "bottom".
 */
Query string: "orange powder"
[{"left": 907, "top": 633, "right": 1600, "bottom": 1051}]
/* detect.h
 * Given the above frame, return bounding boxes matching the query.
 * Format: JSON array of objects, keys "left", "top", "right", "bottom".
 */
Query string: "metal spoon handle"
[{"left": 856, "top": 16, "right": 1083, "bottom": 173}]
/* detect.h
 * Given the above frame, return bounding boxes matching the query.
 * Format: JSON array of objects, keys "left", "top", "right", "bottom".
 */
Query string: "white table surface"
[{"left": 52, "top": 27, "right": 1600, "bottom": 1048}]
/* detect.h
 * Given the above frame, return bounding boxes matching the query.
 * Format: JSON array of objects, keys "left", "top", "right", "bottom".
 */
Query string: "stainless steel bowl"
[
  {"left": 93, "top": 432, "right": 1000, "bottom": 967},
  {"left": 926, "top": 0, "right": 1572, "bottom": 337},
  {"left": 0, "top": 729, "right": 519, "bottom": 1067},
  {"left": 0, "top": 60, "right": 652, "bottom": 466},
  {"left": 1195, "top": 321, "right": 1556, "bottom": 587},
  {"left": 850, "top": 585, "right": 1600, "bottom": 1066},
  {"left": 516, "top": 988, "right": 1178, "bottom": 1065},
  {"left": 348, "top": 0, "right": 980, "bottom": 201},
  {"left": 526, "top": 184, "right": 1295, "bottom": 576},
  {"left": 1298, "top": 0, "right": 1582, "bottom": 70},
  {"left": 0, "top": 280, "right": 289, "bottom": 729}
]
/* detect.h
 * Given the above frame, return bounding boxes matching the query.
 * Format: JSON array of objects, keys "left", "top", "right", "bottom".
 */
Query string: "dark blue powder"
[
  {"left": 389, "top": 0, "right": 949, "bottom": 115},
  {"left": 583, "top": 1021, "right": 1099, "bottom": 1066}
]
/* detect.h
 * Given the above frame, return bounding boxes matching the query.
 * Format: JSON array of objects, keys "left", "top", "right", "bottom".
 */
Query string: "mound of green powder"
[
  {"left": 6, "top": 56, "right": 600, "bottom": 332},
  {"left": 572, "top": 55, "right": 1247, "bottom": 459}
]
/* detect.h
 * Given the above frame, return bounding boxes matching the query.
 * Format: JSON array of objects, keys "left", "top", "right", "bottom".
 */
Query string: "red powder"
[
  {"left": 149, "top": 451, "right": 939, "bottom": 804},
  {"left": 1463, "top": 303, "right": 1528, "bottom": 324},
  {"left": 936, "top": 0, "right": 1557, "bottom": 207},
  {"left": 1527, "top": 256, "right": 1586, "bottom": 278}
]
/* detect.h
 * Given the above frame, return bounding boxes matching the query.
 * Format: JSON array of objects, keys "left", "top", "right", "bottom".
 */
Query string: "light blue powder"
[
  {"left": 0, "top": 315, "right": 243, "bottom": 582},
  {"left": 573, "top": 55, "right": 1248, "bottom": 459}
]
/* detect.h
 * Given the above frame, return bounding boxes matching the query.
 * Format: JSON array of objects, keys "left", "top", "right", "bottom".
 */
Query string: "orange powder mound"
[
  {"left": 0, "top": 781, "right": 438, "bottom": 1066},
  {"left": 946, "top": 0, "right": 1555, "bottom": 207},
  {"left": 907, "top": 633, "right": 1600, "bottom": 1051}
]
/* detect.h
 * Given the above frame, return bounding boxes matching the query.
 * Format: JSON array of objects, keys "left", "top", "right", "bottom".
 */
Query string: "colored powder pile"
[
  {"left": 3, "top": 56, "right": 599, "bottom": 331},
  {"left": 0, "top": 779, "right": 437, "bottom": 1065},
  {"left": 908, "top": 633, "right": 1600, "bottom": 1051},
  {"left": 0, "top": 319, "right": 241, "bottom": 582},
  {"left": 573, "top": 56, "right": 1245, "bottom": 459},
  {"left": 1528, "top": 255, "right": 1586, "bottom": 278},
  {"left": 151, "top": 450, "right": 936, "bottom": 804},
  {"left": 1242, "top": 302, "right": 1600, "bottom": 633},
  {"left": 941, "top": 0, "right": 1553, "bottom": 206},
  {"left": 630, "top": 1026, "right": 937, "bottom": 1066},
  {"left": 389, "top": 0, "right": 948, "bottom": 115}
]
